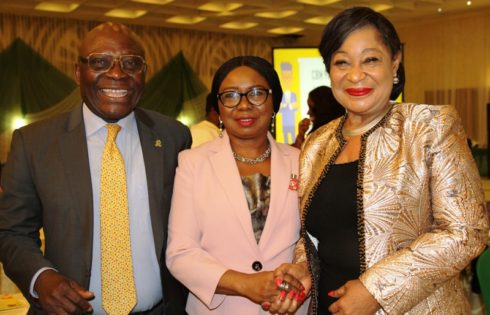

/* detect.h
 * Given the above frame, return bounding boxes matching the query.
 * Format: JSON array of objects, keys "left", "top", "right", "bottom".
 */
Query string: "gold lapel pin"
[{"left": 154, "top": 139, "right": 162, "bottom": 148}]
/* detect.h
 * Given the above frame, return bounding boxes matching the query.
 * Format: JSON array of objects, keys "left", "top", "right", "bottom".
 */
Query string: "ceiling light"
[
  {"left": 35, "top": 2, "right": 79, "bottom": 13},
  {"left": 220, "top": 22, "right": 257, "bottom": 29},
  {"left": 437, "top": 7, "right": 442, "bottom": 12},
  {"left": 305, "top": 16, "right": 333, "bottom": 25},
  {"left": 198, "top": 2, "right": 243, "bottom": 12},
  {"left": 268, "top": 27, "right": 303, "bottom": 34},
  {"left": 105, "top": 9, "right": 147, "bottom": 19},
  {"left": 166, "top": 15, "right": 206, "bottom": 24},
  {"left": 369, "top": 3, "right": 394, "bottom": 12},
  {"left": 255, "top": 10, "right": 297, "bottom": 19},
  {"left": 131, "top": 0, "right": 173, "bottom": 4},
  {"left": 296, "top": 0, "right": 341, "bottom": 5},
  {"left": 467, "top": 1, "right": 472, "bottom": 5}
]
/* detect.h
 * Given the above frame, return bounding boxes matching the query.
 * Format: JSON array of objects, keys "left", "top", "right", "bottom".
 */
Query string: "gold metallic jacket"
[{"left": 294, "top": 103, "right": 490, "bottom": 314}]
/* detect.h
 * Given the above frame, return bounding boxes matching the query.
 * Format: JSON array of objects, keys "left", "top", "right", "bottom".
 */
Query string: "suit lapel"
[
  {"left": 259, "top": 134, "right": 292, "bottom": 248},
  {"left": 210, "top": 133, "right": 259, "bottom": 252},
  {"left": 59, "top": 106, "right": 93, "bottom": 280},
  {"left": 135, "top": 109, "right": 165, "bottom": 261}
]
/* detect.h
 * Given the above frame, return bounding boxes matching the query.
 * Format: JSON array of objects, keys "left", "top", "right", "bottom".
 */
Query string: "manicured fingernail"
[
  {"left": 275, "top": 277, "right": 283, "bottom": 287},
  {"left": 288, "top": 290, "right": 296, "bottom": 299},
  {"left": 328, "top": 290, "right": 335, "bottom": 297},
  {"left": 261, "top": 302, "right": 271, "bottom": 310},
  {"left": 298, "top": 291, "right": 306, "bottom": 302},
  {"left": 280, "top": 290, "right": 287, "bottom": 300}
]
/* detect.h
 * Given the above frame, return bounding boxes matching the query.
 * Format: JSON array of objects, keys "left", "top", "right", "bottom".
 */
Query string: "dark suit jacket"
[{"left": 0, "top": 105, "right": 191, "bottom": 314}]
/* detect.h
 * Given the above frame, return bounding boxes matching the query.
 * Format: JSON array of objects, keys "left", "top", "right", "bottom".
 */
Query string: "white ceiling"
[{"left": 1, "top": 0, "right": 490, "bottom": 43}]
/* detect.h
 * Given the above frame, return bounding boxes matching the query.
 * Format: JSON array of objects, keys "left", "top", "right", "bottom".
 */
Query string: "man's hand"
[{"left": 34, "top": 269, "right": 94, "bottom": 314}]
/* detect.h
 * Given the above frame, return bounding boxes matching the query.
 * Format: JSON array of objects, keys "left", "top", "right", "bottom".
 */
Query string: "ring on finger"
[{"left": 278, "top": 280, "right": 291, "bottom": 291}]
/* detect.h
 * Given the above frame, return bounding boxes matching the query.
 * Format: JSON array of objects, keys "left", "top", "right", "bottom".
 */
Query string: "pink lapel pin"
[{"left": 289, "top": 174, "right": 299, "bottom": 191}]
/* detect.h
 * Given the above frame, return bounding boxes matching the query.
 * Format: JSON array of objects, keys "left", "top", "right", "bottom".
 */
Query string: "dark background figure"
[
  {"left": 0, "top": 22, "right": 191, "bottom": 315},
  {"left": 292, "top": 85, "right": 344, "bottom": 149}
]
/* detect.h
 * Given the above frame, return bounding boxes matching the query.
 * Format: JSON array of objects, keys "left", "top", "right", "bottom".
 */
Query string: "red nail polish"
[
  {"left": 280, "top": 290, "right": 287, "bottom": 300},
  {"left": 262, "top": 302, "right": 271, "bottom": 311},
  {"left": 288, "top": 290, "right": 296, "bottom": 299},
  {"left": 296, "top": 291, "right": 305, "bottom": 302},
  {"left": 328, "top": 290, "right": 335, "bottom": 297},
  {"left": 275, "top": 277, "right": 283, "bottom": 287}
]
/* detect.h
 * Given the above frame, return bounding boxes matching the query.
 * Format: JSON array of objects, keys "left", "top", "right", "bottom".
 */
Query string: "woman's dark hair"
[
  {"left": 319, "top": 6, "right": 404, "bottom": 100},
  {"left": 210, "top": 56, "right": 283, "bottom": 114},
  {"left": 308, "top": 86, "right": 345, "bottom": 132}
]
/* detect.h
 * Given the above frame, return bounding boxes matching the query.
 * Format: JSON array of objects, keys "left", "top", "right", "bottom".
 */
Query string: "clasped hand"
[{"left": 257, "top": 262, "right": 311, "bottom": 314}]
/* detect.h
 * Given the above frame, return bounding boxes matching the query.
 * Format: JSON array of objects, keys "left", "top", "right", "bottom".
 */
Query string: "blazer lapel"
[
  {"left": 135, "top": 109, "right": 165, "bottom": 261},
  {"left": 59, "top": 105, "right": 93, "bottom": 279},
  {"left": 259, "top": 134, "right": 293, "bottom": 248},
  {"left": 210, "top": 133, "right": 259, "bottom": 252}
]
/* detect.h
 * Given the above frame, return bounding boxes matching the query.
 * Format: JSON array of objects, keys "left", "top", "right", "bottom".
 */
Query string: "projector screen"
[{"left": 272, "top": 47, "right": 329, "bottom": 144}]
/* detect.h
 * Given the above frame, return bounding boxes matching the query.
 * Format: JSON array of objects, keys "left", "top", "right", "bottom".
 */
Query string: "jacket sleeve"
[
  {"left": 165, "top": 150, "right": 229, "bottom": 309},
  {"left": 0, "top": 129, "right": 54, "bottom": 298},
  {"left": 359, "top": 105, "right": 489, "bottom": 313}
]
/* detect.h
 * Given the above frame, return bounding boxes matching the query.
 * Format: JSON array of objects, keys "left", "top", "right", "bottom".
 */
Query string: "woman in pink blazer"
[{"left": 166, "top": 56, "right": 308, "bottom": 314}]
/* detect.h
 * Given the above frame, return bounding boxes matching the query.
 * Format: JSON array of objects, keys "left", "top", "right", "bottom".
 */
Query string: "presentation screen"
[{"left": 272, "top": 47, "right": 329, "bottom": 144}]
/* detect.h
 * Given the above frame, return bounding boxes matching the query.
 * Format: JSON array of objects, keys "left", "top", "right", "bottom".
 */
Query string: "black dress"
[{"left": 305, "top": 161, "right": 360, "bottom": 314}]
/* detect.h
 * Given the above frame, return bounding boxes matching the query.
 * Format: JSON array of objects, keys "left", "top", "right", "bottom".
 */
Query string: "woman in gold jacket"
[{"left": 281, "top": 6, "right": 490, "bottom": 315}]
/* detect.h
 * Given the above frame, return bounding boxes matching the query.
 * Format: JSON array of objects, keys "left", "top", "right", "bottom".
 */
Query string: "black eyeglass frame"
[
  {"left": 217, "top": 88, "right": 273, "bottom": 109},
  {"left": 78, "top": 53, "right": 147, "bottom": 75}
]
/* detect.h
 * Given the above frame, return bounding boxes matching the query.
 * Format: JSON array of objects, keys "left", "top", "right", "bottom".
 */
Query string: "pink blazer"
[{"left": 166, "top": 132, "right": 307, "bottom": 315}]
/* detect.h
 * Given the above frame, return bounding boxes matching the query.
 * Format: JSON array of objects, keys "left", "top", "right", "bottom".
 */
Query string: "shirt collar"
[{"left": 82, "top": 103, "right": 137, "bottom": 137}]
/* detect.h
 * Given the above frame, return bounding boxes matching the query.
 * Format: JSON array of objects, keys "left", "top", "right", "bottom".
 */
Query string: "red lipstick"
[{"left": 346, "top": 88, "right": 372, "bottom": 96}]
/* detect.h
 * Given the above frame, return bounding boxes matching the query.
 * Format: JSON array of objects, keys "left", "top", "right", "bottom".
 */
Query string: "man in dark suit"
[{"left": 0, "top": 22, "right": 190, "bottom": 314}]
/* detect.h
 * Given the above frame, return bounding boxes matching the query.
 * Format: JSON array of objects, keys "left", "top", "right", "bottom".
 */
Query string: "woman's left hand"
[
  {"left": 265, "top": 262, "right": 310, "bottom": 314},
  {"left": 328, "top": 279, "right": 380, "bottom": 315}
]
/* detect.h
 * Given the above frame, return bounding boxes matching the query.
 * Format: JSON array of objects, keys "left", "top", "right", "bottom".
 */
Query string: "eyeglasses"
[
  {"left": 78, "top": 53, "right": 147, "bottom": 75},
  {"left": 217, "top": 88, "right": 272, "bottom": 109}
]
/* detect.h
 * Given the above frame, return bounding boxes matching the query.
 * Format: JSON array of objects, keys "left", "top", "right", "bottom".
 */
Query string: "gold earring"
[{"left": 219, "top": 116, "right": 224, "bottom": 138}]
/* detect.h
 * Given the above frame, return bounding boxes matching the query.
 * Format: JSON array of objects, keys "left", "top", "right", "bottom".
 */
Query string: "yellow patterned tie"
[{"left": 100, "top": 124, "right": 137, "bottom": 315}]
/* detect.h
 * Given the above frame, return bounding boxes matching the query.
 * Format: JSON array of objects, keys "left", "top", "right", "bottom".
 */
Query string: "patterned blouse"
[{"left": 240, "top": 173, "right": 271, "bottom": 243}]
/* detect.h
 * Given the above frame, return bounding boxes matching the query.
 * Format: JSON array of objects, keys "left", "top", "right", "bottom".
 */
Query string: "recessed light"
[
  {"left": 467, "top": 1, "right": 472, "bottom": 6},
  {"left": 198, "top": 2, "right": 243, "bottom": 12},
  {"left": 268, "top": 27, "right": 303, "bottom": 34},
  {"left": 255, "top": 10, "right": 297, "bottom": 19},
  {"left": 105, "top": 9, "right": 147, "bottom": 19},
  {"left": 370, "top": 4, "right": 393, "bottom": 12},
  {"left": 35, "top": 2, "right": 79, "bottom": 13},
  {"left": 130, "top": 0, "right": 173, "bottom": 4},
  {"left": 305, "top": 16, "right": 333, "bottom": 25},
  {"left": 296, "top": 0, "right": 341, "bottom": 5},
  {"left": 166, "top": 15, "right": 206, "bottom": 24},
  {"left": 220, "top": 22, "right": 257, "bottom": 29},
  {"left": 437, "top": 7, "right": 442, "bottom": 13}
]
